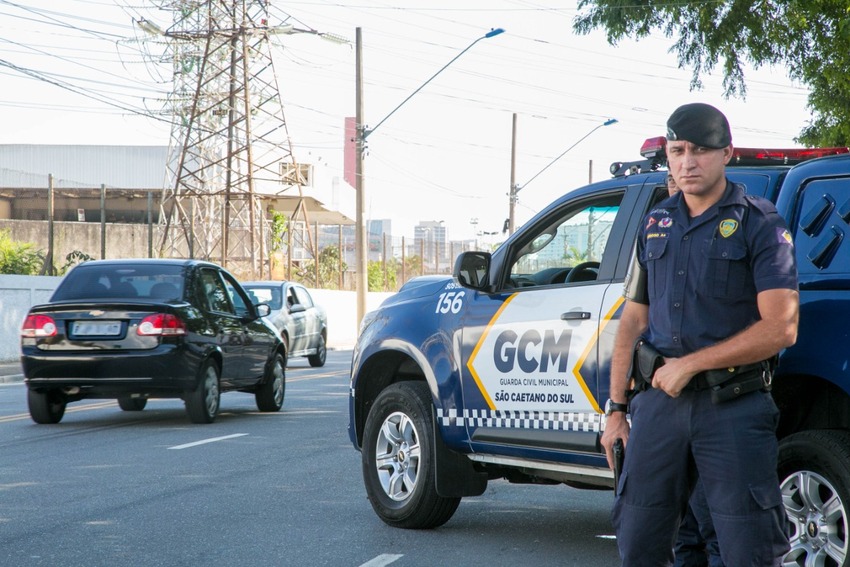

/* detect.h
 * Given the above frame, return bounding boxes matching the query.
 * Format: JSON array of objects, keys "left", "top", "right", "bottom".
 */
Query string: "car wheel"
[
  {"left": 117, "top": 397, "right": 147, "bottom": 411},
  {"left": 255, "top": 352, "right": 285, "bottom": 412},
  {"left": 308, "top": 334, "right": 327, "bottom": 368},
  {"left": 361, "top": 381, "right": 461, "bottom": 529},
  {"left": 185, "top": 359, "right": 221, "bottom": 424},
  {"left": 778, "top": 430, "right": 850, "bottom": 566},
  {"left": 27, "top": 388, "right": 66, "bottom": 424}
]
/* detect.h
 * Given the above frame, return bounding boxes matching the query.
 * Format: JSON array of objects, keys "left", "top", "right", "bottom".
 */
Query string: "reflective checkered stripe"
[{"left": 437, "top": 408, "right": 601, "bottom": 432}]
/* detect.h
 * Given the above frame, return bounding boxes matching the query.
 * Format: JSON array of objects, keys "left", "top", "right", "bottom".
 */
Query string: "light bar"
[{"left": 639, "top": 137, "right": 849, "bottom": 166}]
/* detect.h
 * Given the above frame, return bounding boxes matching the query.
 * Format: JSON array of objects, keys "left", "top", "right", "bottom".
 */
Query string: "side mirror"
[
  {"left": 255, "top": 303, "right": 271, "bottom": 318},
  {"left": 453, "top": 251, "right": 491, "bottom": 291},
  {"left": 289, "top": 303, "right": 306, "bottom": 314}
]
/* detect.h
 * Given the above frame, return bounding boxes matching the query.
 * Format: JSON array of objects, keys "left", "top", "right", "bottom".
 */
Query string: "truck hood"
[{"left": 381, "top": 275, "right": 454, "bottom": 307}]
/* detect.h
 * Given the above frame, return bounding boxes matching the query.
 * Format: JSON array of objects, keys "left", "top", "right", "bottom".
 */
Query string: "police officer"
[{"left": 601, "top": 103, "right": 799, "bottom": 566}]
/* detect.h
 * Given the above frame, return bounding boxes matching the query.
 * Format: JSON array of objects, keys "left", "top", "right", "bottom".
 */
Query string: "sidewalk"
[{"left": 0, "top": 360, "right": 23, "bottom": 384}]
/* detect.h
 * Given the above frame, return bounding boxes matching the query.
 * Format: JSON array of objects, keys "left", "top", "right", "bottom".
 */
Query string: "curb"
[{"left": 0, "top": 374, "right": 23, "bottom": 384}]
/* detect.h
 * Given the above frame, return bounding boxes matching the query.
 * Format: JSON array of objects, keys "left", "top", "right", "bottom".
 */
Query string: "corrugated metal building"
[
  {"left": 0, "top": 144, "right": 353, "bottom": 225},
  {"left": 0, "top": 145, "right": 168, "bottom": 222}
]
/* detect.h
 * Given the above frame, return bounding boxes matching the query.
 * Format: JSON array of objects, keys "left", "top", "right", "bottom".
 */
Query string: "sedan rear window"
[{"left": 52, "top": 264, "right": 185, "bottom": 301}]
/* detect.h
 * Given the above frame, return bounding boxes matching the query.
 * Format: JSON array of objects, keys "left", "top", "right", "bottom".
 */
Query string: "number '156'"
[{"left": 435, "top": 291, "right": 465, "bottom": 314}]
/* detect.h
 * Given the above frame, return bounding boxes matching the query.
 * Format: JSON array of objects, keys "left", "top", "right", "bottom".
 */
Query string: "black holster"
[{"left": 627, "top": 339, "right": 664, "bottom": 399}]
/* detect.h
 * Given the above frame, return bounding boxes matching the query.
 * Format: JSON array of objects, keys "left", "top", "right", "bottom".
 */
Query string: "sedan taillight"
[
  {"left": 137, "top": 313, "right": 187, "bottom": 336},
  {"left": 21, "top": 314, "right": 58, "bottom": 338}
]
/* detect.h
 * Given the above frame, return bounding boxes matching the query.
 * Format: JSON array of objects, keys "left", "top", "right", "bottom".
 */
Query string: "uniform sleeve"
[
  {"left": 623, "top": 249, "right": 649, "bottom": 304},
  {"left": 747, "top": 198, "right": 798, "bottom": 293}
]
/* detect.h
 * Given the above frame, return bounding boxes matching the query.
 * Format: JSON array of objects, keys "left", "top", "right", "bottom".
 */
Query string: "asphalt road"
[{"left": 0, "top": 350, "right": 621, "bottom": 567}]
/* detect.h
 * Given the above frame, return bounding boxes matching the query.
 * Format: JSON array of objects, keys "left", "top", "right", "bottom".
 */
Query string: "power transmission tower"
[{"left": 156, "top": 0, "right": 310, "bottom": 279}]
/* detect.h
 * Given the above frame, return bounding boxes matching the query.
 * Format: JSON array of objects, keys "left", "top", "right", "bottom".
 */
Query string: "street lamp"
[
  {"left": 354, "top": 26, "right": 505, "bottom": 326},
  {"left": 508, "top": 117, "right": 618, "bottom": 234}
]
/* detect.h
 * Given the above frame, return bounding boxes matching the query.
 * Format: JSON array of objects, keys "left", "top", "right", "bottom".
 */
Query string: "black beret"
[{"left": 666, "top": 103, "right": 732, "bottom": 149}]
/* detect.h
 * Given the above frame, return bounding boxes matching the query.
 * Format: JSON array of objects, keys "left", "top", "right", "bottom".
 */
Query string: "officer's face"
[{"left": 666, "top": 140, "right": 733, "bottom": 199}]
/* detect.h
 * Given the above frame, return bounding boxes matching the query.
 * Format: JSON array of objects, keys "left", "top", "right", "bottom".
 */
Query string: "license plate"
[{"left": 72, "top": 321, "right": 122, "bottom": 336}]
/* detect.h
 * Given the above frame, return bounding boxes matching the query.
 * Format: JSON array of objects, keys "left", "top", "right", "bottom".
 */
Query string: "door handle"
[{"left": 561, "top": 311, "right": 591, "bottom": 320}]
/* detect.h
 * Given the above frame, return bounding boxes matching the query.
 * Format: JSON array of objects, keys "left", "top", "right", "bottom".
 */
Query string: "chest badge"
[
  {"left": 659, "top": 217, "right": 673, "bottom": 228},
  {"left": 719, "top": 219, "right": 739, "bottom": 238}
]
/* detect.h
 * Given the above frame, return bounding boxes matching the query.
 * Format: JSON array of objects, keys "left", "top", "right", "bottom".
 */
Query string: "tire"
[
  {"left": 117, "top": 396, "right": 147, "bottom": 411},
  {"left": 778, "top": 430, "right": 850, "bottom": 566},
  {"left": 185, "top": 359, "right": 221, "bottom": 424},
  {"left": 255, "top": 352, "right": 285, "bottom": 412},
  {"left": 361, "top": 381, "right": 461, "bottom": 529},
  {"left": 27, "top": 388, "right": 66, "bottom": 424},
  {"left": 308, "top": 333, "right": 327, "bottom": 368}
]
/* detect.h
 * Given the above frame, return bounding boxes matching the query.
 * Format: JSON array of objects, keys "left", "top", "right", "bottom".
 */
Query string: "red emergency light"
[{"left": 639, "top": 137, "right": 849, "bottom": 166}]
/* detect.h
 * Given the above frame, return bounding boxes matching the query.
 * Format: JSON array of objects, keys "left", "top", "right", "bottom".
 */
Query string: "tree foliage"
[
  {"left": 295, "top": 245, "right": 346, "bottom": 289},
  {"left": 574, "top": 0, "right": 850, "bottom": 146},
  {"left": 0, "top": 230, "right": 43, "bottom": 275}
]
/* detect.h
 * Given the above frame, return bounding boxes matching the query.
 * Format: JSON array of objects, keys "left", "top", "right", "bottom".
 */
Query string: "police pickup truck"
[{"left": 348, "top": 137, "right": 850, "bottom": 564}]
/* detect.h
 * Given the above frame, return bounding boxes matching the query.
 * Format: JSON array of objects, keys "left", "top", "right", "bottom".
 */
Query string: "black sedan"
[{"left": 20, "top": 259, "right": 286, "bottom": 424}]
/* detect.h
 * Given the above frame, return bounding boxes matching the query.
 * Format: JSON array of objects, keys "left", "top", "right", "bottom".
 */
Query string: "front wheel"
[
  {"left": 361, "top": 381, "right": 460, "bottom": 529},
  {"left": 778, "top": 430, "right": 850, "bottom": 566},
  {"left": 308, "top": 334, "right": 326, "bottom": 367},
  {"left": 185, "top": 359, "right": 221, "bottom": 424},
  {"left": 255, "top": 352, "right": 285, "bottom": 412},
  {"left": 27, "top": 389, "right": 66, "bottom": 424}
]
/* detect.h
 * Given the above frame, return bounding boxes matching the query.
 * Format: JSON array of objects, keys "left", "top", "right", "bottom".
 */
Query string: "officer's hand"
[
  {"left": 601, "top": 413, "right": 630, "bottom": 470},
  {"left": 652, "top": 357, "right": 696, "bottom": 397}
]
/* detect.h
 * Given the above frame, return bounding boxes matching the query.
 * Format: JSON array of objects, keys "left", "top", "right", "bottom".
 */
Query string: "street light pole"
[
  {"left": 508, "top": 117, "right": 618, "bottom": 235},
  {"left": 354, "top": 26, "right": 505, "bottom": 327}
]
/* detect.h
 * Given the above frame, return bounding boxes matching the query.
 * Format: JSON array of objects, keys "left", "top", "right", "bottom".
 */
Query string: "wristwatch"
[{"left": 604, "top": 399, "right": 628, "bottom": 416}]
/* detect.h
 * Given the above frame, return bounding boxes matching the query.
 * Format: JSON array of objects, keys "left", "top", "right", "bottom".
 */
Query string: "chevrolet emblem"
[{"left": 89, "top": 310, "right": 105, "bottom": 317}]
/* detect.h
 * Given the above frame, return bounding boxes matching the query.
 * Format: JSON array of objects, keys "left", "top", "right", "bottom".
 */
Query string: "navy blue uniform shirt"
[{"left": 637, "top": 180, "right": 798, "bottom": 357}]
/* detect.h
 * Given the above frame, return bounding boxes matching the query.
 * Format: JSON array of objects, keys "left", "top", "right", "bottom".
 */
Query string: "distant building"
[
  {"left": 413, "top": 221, "right": 447, "bottom": 269},
  {"left": 368, "top": 219, "right": 392, "bottom": 261}
]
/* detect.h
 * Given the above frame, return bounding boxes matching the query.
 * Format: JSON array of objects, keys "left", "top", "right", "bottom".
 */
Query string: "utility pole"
[
  {"left": 509, "top": 112, "right": 517, "bottom": 235},
  {"left": 355, "top": 27, "right": 367, "bottom": 327}
]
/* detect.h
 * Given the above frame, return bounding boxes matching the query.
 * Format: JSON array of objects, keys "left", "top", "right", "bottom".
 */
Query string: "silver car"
[{"left": 242, "top": 281, "right": 327, "bottom": 367}]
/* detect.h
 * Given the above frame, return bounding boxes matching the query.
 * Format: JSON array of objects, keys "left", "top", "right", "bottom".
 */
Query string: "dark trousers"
[
  {"left": 611, "top": 387, "right": 789, "bottom": 566},
  {"left": 674, "top": 480, "right": 723, "bottom": 567}
]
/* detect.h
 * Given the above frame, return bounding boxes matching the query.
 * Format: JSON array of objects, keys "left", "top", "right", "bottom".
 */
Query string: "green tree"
[
  {"left": 0, "top": 230, "right": 44, "bottom": 275},
  {"left": 368, "top": 260, "right": 398, "bottom": 291},
  {"left": 574, "top": 1, "right": 850, "bottom": 145},
  {"left": 269, "top": 210, "right": 288, "bottom": 253},
  {"left": 295, "top": 245, "right": 347, "bottom": 289}
]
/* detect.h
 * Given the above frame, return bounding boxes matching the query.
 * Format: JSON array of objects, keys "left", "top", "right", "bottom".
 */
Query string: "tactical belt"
[{"left": 629, "top": 339, "right": 774, "bottom": 404}]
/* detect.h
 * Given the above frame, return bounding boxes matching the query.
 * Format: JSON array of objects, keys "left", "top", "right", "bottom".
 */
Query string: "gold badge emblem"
[{"left": 719, "top": 219, "right": 738, "bottom": 238}]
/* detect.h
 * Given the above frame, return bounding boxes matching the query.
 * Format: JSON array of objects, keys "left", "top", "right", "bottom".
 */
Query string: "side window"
[
  {"left": 221, "top": 273, "right": 251, "bottom": 318},
  {"left": 507, "top": 192, "right": 624, "bottom": 288},
  {"left": 286, "top": 286, "right": 298, "bottom": 309},
  {"left": 199, "top": 269, "right": 234, "bottom": 315},
  {"left": 293, "top": 286, "right": 313, "bottom": 308}
]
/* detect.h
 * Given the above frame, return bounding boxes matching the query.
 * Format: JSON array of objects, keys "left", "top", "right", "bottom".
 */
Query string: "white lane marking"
[
  {"left": 168, "top": 433, "right": 248, "bottom": 450},
  {"left": 359, "top": 555, "right": 403, "bottom": 567}
]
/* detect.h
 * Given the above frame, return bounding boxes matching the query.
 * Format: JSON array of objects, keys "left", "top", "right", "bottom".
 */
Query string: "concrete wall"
[
  {"left": 0, "top": 274, "right": 393, "bottom": 362},
  {"left": 0, "top": 274, "right": 64, "bottom": 361},
  {"left": 0, "top": 220, "right": 154, "bottom": 263}
]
